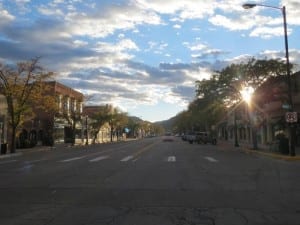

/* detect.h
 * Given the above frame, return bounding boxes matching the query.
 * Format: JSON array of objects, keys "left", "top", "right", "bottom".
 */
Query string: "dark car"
[{"left": 195, "top": 132, "right": 217, "bottom": 145}]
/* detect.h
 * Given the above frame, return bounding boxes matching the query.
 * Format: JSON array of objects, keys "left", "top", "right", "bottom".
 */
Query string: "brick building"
[
  {"left": 19, "top": 81, "right": 84, "bottom": 147},
  {"left": 0, "top": 94, "right": 8, "bottom": 153}
]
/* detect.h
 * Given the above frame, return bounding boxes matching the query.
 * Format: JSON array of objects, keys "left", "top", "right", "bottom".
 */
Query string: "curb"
[
  {"left": 217, "top": 141, "right": 300, "bottom": 161},
  {"left": 0, "top": 152, "right": 23, "bottom": 159},
  {"left": 241, "top": 147, "right": 300, "bottom": 161}
]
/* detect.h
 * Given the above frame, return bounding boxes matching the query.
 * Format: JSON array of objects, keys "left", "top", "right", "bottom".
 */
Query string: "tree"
[
  {"left": 195, "top": 58, "right": 289, "bottom": 111},
  {"left": 0, "top": 58, "right": 55, "bottom": 153},
  {"left": 195, "top": 58, "right": 292, "bottom": 148},
  {"left": 89, "top": 105, "right": 111, "bottom": 144},
  {"left": 107, "top": 107, "right": 128, "bottom": 142}
]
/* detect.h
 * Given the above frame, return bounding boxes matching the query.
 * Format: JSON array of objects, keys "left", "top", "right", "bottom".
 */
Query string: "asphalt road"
[{"left": 0, "top": 137, "right": 299, "bottom": 225}]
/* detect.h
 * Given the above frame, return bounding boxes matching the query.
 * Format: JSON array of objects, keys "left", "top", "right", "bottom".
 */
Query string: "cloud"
[
  {"left": 0, "top": 0, "right": 299, "bottom": 121},
  {"left": 135, "top": 0, "right": 215, "bottom": 20},
  {"left": 259, "top": 49, "right": 300, "bottom": 71},
  {"left": 209, "top": 14, "right": 254, "bottom": 31},
  {"left": 95, "top": 39, "right": 139, "bottom": 53},
  {"left": 183, "top": 41, "right": 229, "bottom": 59},
  {"left": 250, "top": 26, "right": 292, "bottom": 39},
  {"left": 0, "top": 6, "right": 15, "bottom": 27},
  {"left": 64, "top": 3, "right": 162, "bottom": 38}
]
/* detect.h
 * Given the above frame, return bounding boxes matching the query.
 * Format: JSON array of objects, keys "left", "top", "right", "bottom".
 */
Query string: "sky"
[{"left": 0, "top": 0, "right": 300, "bottom": 122}]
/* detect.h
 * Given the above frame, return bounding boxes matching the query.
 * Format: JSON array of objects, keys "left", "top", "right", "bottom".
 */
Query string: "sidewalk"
[
  {"left": 0, "top": 144, "right": 59, "bottom": 159},
  {"left": 0, "top": 138, "right": 139, "bottom": 160},
  {"left": 218, "top": 140, "right": 300, "bottom": 161}
]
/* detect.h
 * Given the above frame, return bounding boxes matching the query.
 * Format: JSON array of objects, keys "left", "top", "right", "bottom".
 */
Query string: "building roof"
[{"left": 45, "top": 81, "right": 84, "bottom": 100}]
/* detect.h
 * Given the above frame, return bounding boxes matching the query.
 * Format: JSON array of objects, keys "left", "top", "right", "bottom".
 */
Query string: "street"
[{"left": 0, "top": 137, "right": 299, "bottom": 225}]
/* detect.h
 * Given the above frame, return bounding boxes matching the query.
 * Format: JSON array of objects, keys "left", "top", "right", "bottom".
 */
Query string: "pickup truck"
[{"left": 185, "top": 131, "right": 217, "bottom": 145}]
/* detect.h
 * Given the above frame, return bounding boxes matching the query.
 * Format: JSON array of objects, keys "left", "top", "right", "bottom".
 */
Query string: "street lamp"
[
  {"left": 243, "top": 3, "right": 296, "bottom": 156},
  {"left": 0, "top": 122, "right": 2, "bottom": 153},
  {"left": 85, "top": 115, "right": 89, "bottom": 145}
]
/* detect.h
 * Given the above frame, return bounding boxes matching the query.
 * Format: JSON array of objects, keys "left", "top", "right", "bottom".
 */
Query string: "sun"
[{"left": 240, "top": 86, "right": 254, "bottom": 104}]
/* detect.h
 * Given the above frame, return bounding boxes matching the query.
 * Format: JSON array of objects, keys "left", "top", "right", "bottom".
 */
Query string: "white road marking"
[
  {"left": 25, "top": 159, "right": 45, "bottom": 164},
  {"left": 0, "top": 160, "right": 18, "bottom": 165},
  {"left": 120, "top": 155, "right": 134, "bottom": 162},
  {"left": 204, "top": 156, "right": 218, "bottom": 162},
  {"left": 18, "top": 164, "right": 34, "bottom": 172},
  {"left": 59, "top": 156, "right": 85, "bottom": 162},
  {"left": 167, "top": 156, "right": 176, "bottom": 162},
  {"left": 89, "top": 155, "right": 109, "bottom": 162}
]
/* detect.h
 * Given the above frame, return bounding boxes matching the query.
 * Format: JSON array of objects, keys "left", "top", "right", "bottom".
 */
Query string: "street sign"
[{"left": 285, "top": 112, "right": 298, "bottom": 123}]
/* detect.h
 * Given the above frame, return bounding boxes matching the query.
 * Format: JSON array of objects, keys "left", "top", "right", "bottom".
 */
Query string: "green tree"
[
  {"left": 195, "top": 58, "right": 291, "bottom": 148},
  {"left": 108, "top": 107, "right": 128, "bottom": 142},
  {"left": 173, "top": 58, "right": 290, "bottom": 139},
  {"left": 196, "top": 58, "right": 289, "bottom": 110},
  {"left": 0, "top": 58, "right": 55, "bottom": 153},
  {"left": 89, "top": 105, "right": 111, "bottom": 144}
]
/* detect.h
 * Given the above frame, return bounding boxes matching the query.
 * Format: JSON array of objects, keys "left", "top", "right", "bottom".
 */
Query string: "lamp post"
[
  {"left": 85, "top": 115, "right": 89, "bottom": 145},
  {"left": 243, "top": 3, "right": 296, "bottom": 156},
  {"left": 0, "top": 122, "right": 2, "bottom": 153}
]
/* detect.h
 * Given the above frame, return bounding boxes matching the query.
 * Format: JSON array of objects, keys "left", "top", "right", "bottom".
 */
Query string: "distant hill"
[
  {"left": 155, "top": 116, "right": 177, "bottom": 132},
  {"left": 128, "top": 116, "right": 144, "bottom": 123}
]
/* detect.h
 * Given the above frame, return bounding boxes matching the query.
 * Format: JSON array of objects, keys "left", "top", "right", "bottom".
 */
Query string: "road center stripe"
[
  {"left": 120, "top": 155, "right": 134, "bottom": 162},
  {"left": 89, "top": 155, "right": 109, "bottom": 162},
  {"left": 167, "top": 156, "right": 176, "bottom": 162},
  {"left": 205, "top": 156, "right": 218, "bottom": 162},
  {"left": 60, "top": 156, "right": 85, "bottom": 162}
]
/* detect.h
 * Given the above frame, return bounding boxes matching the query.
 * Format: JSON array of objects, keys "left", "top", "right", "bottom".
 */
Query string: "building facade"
[
  {"left": 18, "top": 81, "right": 84, "bottom": 147},
  {"left": 0, "top": 94, "right": 8, "bottom": 153}
]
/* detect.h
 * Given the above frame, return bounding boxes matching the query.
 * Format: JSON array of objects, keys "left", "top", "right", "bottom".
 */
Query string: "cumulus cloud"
[
  {"left": 250, "top": 26, "right": 291, "bottom": 39},
  {"left": 64, "top": 3, "right": 162, "bottom": 38},
  {"left": 0, "top": 6, "right": 15, "bottom": 27}
]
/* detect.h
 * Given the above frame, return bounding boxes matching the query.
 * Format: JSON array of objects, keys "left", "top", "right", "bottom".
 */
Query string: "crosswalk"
[
  {"left": 0, "top": 155, "right": 219, "bottom": 171},
  {"left": 57, "top": 155, "right": 219, "bottom": 164}
]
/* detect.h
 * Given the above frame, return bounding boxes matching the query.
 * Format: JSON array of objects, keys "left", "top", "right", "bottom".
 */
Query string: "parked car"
[
  {"left": 195, "top": 132, "right": 217, "bottom": 145},
  {"left": 185, "top": 131, "right": 217, "bottom": 145}
]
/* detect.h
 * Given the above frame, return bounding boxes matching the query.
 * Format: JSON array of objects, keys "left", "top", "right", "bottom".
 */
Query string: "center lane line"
[
  {"left": 120, "top": 155, "right": 134, "bottom": 162},
  {"left": 204, "top": 156, "right": 218, "bottom": 162},
  {"left": 167, "top": 156, "right": 176, "bottom": 162},
  {"left": 120, "top": 141, "right": 159, "bottom": 162},
  {"left": 59, "top": 156, "right": 86, "bottom": 162},
  {"left": 89, "top": 155, "right": 109, "bottom": 162}
]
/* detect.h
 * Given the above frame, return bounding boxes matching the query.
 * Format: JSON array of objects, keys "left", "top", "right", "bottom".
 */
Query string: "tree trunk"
[
  {"left": 92, "top": 133, "right": 97, "bottom": 144},
  {"left": 10, "top": 126, "right": 17, "bottom": 153},
  {"left": 110, "top": 125, "right": 113, "bottom": 142}
]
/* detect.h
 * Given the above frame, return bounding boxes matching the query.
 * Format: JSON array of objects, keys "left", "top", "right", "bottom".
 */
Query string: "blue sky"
[{"left": 0, "top": 0, "right": 300, "bottom": 122}]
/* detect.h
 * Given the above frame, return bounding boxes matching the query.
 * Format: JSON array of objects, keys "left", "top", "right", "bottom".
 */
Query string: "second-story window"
[
  {"left": 57, "top": 95, "right": 63, "bottom": 112},
  {"left": 63, "top": 96, "right": 70, "bottom": 113}
]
